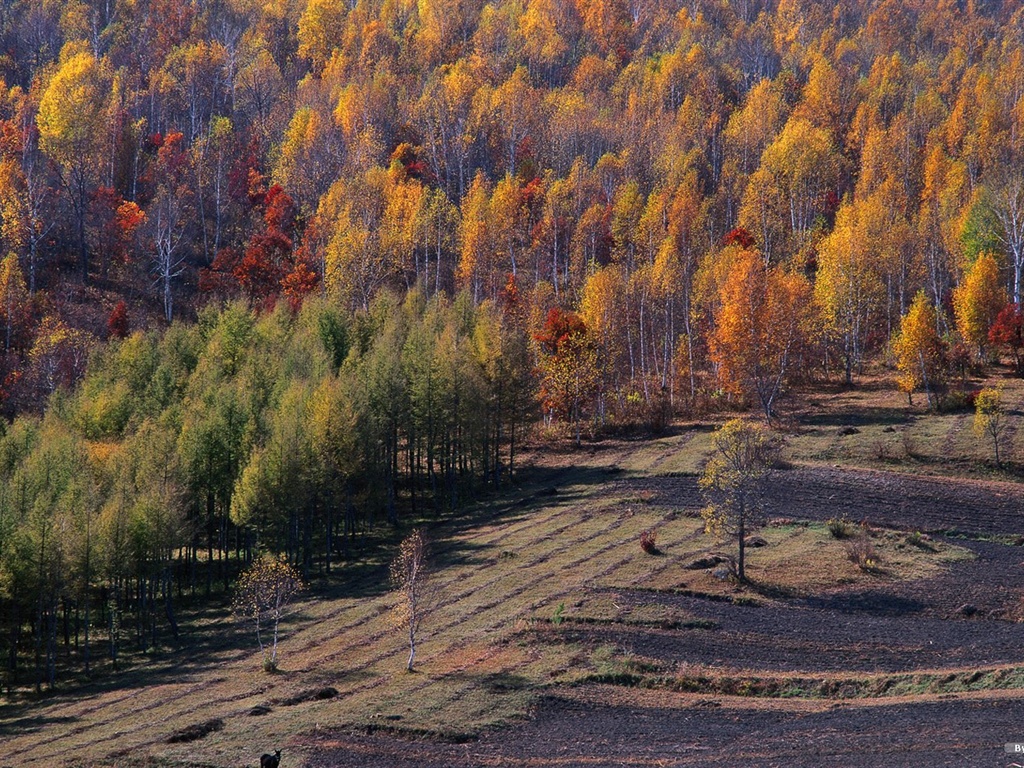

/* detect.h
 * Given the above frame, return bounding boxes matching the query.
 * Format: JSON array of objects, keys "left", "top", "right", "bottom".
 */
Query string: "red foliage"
[
  {"left": 0, "top": 120, "right": 23, "bottom": 155},
  {"left": 390, "top": 142, "right": 435, "bottom": 183},
  {"left": 228, "top": 135, "right": 263, "bottom": 207},
  {"left": 199, "top": 247, "right": 242, "bottom": 297},
  {"left": 234, "top": 232, "right": 290, "bottom": 300},
  {"left": 281, "top": 262, "right": 319, "bottom": 310},
  {"left": 501, "top": 272, "right": 520, "bottom": 313},
  {"left": 640, "top": 529, "right": 658, "bottom": 554},
  {"left": 89, "top": 187, "right": 144, "bottom": 274},
  {"left": 989, "top": 302, "right": 1024, "bottom": 373},
  {"left": 156, "top": 131, "right": 189, "bottom": 185},
  {"left": 200, "top": 180, "right": 303, "bottom": 305},
  {"left": 534, "top": 307, "right": 587, "bottom": 355},
  {"left": 520, "top": 176, "right": 544, "bottom": 208},
  {"left": 723, "top": 227, "right": 756, "bottom": 249},
  {"left": 108, "top": 301, "right": 129, "bottom": 339},
  {"left": 263, "top": 184, "right": 297, "bottom": 235}
]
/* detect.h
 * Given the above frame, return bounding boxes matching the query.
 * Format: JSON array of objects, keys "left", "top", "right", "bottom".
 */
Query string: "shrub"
[
  {"left": 844, "top": 532, "right": 878, "bottom": 570},
  {"left": 905, "top": 531, "right": 935, "bottom": 551},
  {"left": 640, "top": 529, "right": 658, "bottom": 554},
  {"left": 941, "top": 388, "right": 980, "bottom": 413},
  {"left": 827, "top": 518, "right": 857, "bottom": 539}
]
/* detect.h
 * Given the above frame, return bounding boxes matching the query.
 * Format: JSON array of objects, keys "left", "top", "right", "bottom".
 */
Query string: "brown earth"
[
  {"left": 307, "top": 691, "right": 1024, "bottom": 767},
  {"left": 305, "top": 461, "right": 1024, "bottom": 768}
]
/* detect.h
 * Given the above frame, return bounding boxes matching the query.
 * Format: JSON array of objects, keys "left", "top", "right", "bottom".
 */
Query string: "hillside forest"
[{"left": 1, "top": 0, "right": 1024, "bottom": 693}]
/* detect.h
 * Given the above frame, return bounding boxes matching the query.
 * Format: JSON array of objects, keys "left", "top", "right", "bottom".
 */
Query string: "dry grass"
[{"left": 782, "top": 369, "right": 1024, "bottom": 479}]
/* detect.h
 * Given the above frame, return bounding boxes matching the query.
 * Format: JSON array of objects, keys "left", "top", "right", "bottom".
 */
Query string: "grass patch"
[{"left": 579, "top": 663, "right": 1024, "bottom": 700}]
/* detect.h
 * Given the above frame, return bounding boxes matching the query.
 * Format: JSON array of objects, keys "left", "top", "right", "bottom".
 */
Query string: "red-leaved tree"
[{"left": 989, "top": 302, "right": 1024, "bottom": 374}]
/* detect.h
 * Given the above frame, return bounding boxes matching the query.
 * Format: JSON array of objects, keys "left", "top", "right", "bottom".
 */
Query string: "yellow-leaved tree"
[
  {"left": 37, "top": 48, "right": 110, "bottom": 283},
  {"left": 973, "top": 385, "right": 1006, "bottom": 466},
  {"left": 232, "top": 554, "right": 304, "bottom": 673},
  {"left": 700, "top": 419, "right": 782, "bottom": 582},
  {"left": 892, "top": 291, "right": 946, "bottom": 408},
  {"left": 952, "top": 252, "right": 1005, "bottom": 361}
]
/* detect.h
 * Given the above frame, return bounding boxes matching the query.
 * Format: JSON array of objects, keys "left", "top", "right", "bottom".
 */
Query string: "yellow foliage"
[
  {"left": 953, "top": 252, "right": 1005, "bottom": 356},
  {"left": 892, "top": 291, "right": 945, "bottom": 405}
]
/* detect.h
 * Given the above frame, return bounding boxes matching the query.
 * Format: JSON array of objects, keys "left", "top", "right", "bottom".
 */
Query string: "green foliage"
[
  {"left": 826, "top": 518, "right": 857, "bottom": 539},
  {"left": 960, "top": 195, "right": 1003, "bottom": 264},
  {"left": 973, "top": 385, "right": 1006, "bottom": 465},
  {"left": 0, "top": 295, "right": 533, "bottom": 689},
  {"left": 699, "top": 419, "right": 782, "bottom": 580}
]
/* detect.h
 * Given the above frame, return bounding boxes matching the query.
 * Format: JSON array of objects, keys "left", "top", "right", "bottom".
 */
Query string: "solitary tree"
[
  {"left": 232, "top": 554, "right": 304, "bottom": 672},
  {"left": 892, "top": 291, "right": 946, "bottom": 408},
  {"left": 973, "top": 386, "right": 1006, "bottom": 466},
  {"left": 699, "top": 419, "right": 781, "bottom": 581},
  {"left": 390, "top": 529, "right": 431, "bottom": 672}
]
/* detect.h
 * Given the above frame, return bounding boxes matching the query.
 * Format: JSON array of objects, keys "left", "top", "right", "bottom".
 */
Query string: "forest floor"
[{"left": 6, "top": 370, "right": 1024, "bottom": 767}]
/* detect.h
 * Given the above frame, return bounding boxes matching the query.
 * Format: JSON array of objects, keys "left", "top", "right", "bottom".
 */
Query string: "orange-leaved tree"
[
  {"left": 535, "top": 307, "right": 599, "bottom": 445},
  {"left": 709, "top": 248, "right": 813, "bottom": 420}
]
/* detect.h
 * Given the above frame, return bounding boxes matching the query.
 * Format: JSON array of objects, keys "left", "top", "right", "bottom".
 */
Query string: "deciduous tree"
[
  {"left": 390, "top": 528, "right": 431, "bottom": 672},
  {"left": 892, "top": 291, "right": 946, "bottom": 408},
  {"left": 37, "top": 50, "right": 109, "bottom": 283},
  {"left": 989, "top": 303, "right": 1024, "bottom": 374},
  {"left": 699, "top": 419, "right": 781, "bottom": 582},
  {"left": 709, "top": 249, "right": 812, "bottom": 420},
  {"left": 973, "top": 385, "right": 1006, "bottom": 465},
  {"left": 232, "top": 554, "right": 304, "bottom": 672},
  {"left": 953, "top": 252, "right": 1005, "bottom": 360}
]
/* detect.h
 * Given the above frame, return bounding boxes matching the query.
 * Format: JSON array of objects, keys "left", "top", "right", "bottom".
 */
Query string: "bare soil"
[
  {"left": 307, "top": 692, "right": 1024, "bottom": 767},
  {"left": 306, "top": 461, "right": 1024, "bottom": 768}
]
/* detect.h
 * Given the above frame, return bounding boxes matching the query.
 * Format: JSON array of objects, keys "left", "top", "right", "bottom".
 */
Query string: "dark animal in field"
[{"left": 260, "top": 749, "right": 281, "bottom": 768}]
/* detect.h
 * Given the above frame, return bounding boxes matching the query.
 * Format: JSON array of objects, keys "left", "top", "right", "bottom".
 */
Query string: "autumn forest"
[{"left": 1, "top": 0, "right": 1024, "bottom": 699}]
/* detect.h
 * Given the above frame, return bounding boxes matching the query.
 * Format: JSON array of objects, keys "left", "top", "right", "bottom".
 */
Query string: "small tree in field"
[
  {"left": 390, "top": 529, "right": 432, "bottom": 672},
  {"left": 233, "top": 554, "right": 304, "bottom": 672},
  {"left": 699, "top": 419, "right": 781, "bottom": 581},
  {"left": 893, "top": 291, "right": 946, "bottom": 408},
  {"left": 973, "top": 386, "right": 1006, "bottom": 466}
]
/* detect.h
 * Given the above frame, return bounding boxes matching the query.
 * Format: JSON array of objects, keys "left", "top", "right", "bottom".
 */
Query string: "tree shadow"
[{"left": 800, "top": 590, "right": 927, "bottom": 616}]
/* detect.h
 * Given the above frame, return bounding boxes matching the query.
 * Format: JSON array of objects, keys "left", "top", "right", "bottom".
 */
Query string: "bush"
[
  {"left": 940, "top": 388, "right": 980, "bottom": 413},
  {"left": 905, "top": 531, "right": 936, "bottom": 551},
  {"left": 827, "top": 518, "right": 857, "bottom": 539},
  {"left": 640, "top": 529, "right": 658, "bottom": 554},
  {"left": 844, "top": 532, "right": 878, "bottom": 570}
]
